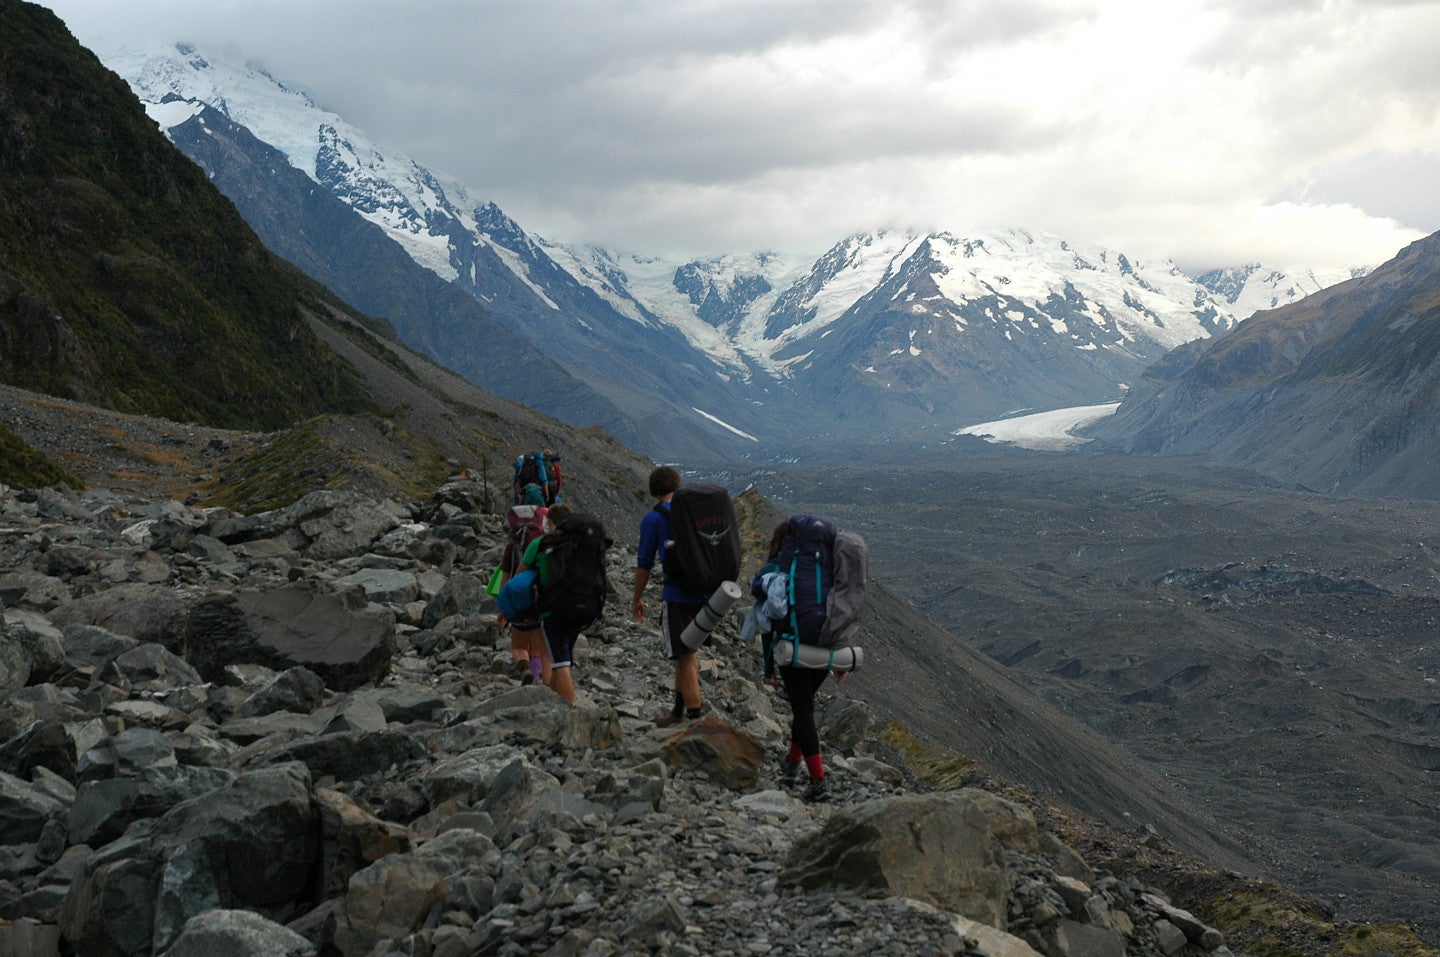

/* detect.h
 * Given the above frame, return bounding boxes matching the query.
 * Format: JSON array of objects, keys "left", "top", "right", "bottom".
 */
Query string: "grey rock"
[
  {"left": 0, "top": 770, "right": 68, "bottom": 845},
  {"left": 235, "top": 666, "right": 327, "bottom": 719},
  {"left": 185, "top": 587, "right": 396, "bottom": 692},
  {"left": 60, "top": 763, "right": 319, "bottom": 957},
  {"left": 47, "top": 583, "right": 195, "bottom": 654},
  {"left": 334, "top": 567, "right": 420, "bottom": 606},
  {"left": 0, "top": 570, "right": 69, "bottom": 611},
  {"left": 98, "top": 643, "right": 203, "bottom": 691},
  {"left": 781, "top": 788, "right": 1039, "bottom": 929},
  {"left": 158, "top": 908, "right": 316, "bottom": 957},
  {"left": 67, "top": 765, "right": 235, "bottom": 847}
]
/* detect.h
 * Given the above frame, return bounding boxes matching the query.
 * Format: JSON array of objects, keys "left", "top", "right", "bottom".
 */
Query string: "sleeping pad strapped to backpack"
[{"left": 532, "top": 513, "right": 611, "bottom": 629}]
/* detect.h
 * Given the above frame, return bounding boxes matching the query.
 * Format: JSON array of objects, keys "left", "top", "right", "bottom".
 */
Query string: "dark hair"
[
  {"left": 648, "top": 465, "right": 681, "bottom": 498},
  {"left": 766, "top": 521, "right": 789, "bottom": 560},
  {"left": 547, "top": 502, "right": 573, "bottom": 526}
]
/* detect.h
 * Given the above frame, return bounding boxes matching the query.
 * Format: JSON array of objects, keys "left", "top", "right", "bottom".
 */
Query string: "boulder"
[
  {"left": 185, "top": 587, "right": 396, "bottom": 692},
  {"left": 0, "top": 769, "right": 68, "bottom": 845},
  {"left": 1, "top": 609, "right": 65, "bottom": 690},
  {"left": 67, "top": 765, "right": 236, "bottom": 848},
  {"left": 59, "top": 763, "right": 320, "bottom": 957},
  {"left": 47, "top": 584, "right": 196, "bottom": 654},
  {"left": 235, "top": 667, "right": 327, "bottom": 719},
  {"left": 779, "top": 788, "right": 1039, "bottom": 929},
  {"left": 314, "top": 787, "right": 411, "bottom": 899},
  {"left": 333, "top": 568, "right": 420, "bottom": 606},
  {"left": 248, "top": 491, "right": 406, "bottom": 561},
  {"left": 0, "top": 719, "right": 76, "bottom": 782},
  {"left": 660, "top": 715, "right": 765, "bottom": 791},
  {"left": 157, "top": 908, "right": 316, "bottom": 957},
  {"left": 420, "top": 572, "right": 491, "bottom": 628},
  {"left": 0, "top": 570, "right": 69, "bottom": 610}
]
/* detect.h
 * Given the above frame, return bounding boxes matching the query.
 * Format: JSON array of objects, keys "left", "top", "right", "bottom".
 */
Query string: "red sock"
[
  {"left": 786, "top": 741, "right": 803, "bottom": 764},
  {"left": 805, "top": 753, "right": 824, "bottom": 780}
]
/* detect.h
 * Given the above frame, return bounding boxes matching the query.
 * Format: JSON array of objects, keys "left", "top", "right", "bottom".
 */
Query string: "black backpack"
[
  {"left": 513, "top": 451, "right": 561, "bottom": 506},
  {"left": 663, "top": 484, "right": 741, "bottom": 595},
  {"left": 532, "top": 513, "right": 611, "bottom": 628}
]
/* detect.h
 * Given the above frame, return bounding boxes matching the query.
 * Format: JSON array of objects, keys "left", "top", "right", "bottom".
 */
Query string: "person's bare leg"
[
  {"left": 548, "top": 666, "right": 575, "bottom": 704},
  {"left": 676, "top": 652, "right": 701, "bottom": 711}
]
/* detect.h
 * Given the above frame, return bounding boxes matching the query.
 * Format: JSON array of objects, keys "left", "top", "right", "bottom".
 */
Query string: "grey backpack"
[{"left": 818, "top": 529, "right": 868, "bottom": 648}]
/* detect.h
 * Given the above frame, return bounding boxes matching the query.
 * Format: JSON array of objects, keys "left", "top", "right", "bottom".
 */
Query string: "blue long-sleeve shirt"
[{"left": 636, "top": 502, "right": 711, "bottom": 604}]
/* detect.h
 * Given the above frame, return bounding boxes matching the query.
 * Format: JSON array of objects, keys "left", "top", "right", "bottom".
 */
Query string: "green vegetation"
[
  {"left": 878, "top": 721, "right": 978, "bottom": 791},
  {"left": 0, "top": 3, "right": 370, "bottom": 431},
  {"left": 1200, "top": 888, "right": 1439, "bottom": 957},
  {"left": 0, "top": 423, "right": 81, "bottom": 489},
  {"left": 200, "top": 414, "right": 451, "bottom": 513}
]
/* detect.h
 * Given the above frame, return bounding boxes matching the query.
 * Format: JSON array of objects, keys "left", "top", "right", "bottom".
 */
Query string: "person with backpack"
[
  {"left": 498, "top": 501, "right": 555, "bottom": 686},
  {"left": 631, "top": 465, "right": 730, "bottom": 726},
  {"left": 512, "top": 449, "right": 563, "bottom": 506},
  {"left": 516, "top": 504, "right": 609, "bottom": 704},
  {"left": 751, "top": 515, "right": 867, "bottom": 803}
]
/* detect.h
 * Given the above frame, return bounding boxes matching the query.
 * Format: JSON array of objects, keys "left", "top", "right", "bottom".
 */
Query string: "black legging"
[{"left": 779, "top": 665, "right": 829, "bottom": 757}]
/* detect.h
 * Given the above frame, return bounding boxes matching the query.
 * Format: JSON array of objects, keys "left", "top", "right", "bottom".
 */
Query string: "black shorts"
[
  {"left": 542, "top": 618, "right": 582, "bottom": 669},
  {"left": 661, "top": 600, "right": 706, "bottom": 660}
]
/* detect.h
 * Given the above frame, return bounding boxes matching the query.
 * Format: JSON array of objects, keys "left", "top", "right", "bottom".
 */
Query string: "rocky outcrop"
[{"left": 0, "top": 477, "right": 1238, "bottom": 956}]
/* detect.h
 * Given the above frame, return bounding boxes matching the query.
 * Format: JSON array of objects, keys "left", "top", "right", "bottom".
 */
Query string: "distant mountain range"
[
  {"left": 1086, "top": 230, "right": 1440, "bottom": 498},
  {"left": 106, "top": 43, "right": 1364, "bottom": 462}
]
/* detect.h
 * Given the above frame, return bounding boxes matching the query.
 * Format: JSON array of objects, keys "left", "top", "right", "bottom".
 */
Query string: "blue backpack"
[
  {"left": 772, "top": 514, "right": 867, "bottom": 649},
  {"left": 497, "top": 569, "right": 537, "bottom": 620}
]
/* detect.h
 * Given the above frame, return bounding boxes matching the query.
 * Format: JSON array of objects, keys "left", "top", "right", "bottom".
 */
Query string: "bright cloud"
[{"left": 40, "top": 0, "right": 1439, "bottom": 271}]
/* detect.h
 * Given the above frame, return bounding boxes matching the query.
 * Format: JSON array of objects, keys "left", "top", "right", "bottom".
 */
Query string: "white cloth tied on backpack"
[{"left": 739, "top": 571, "right": 788, "bottom": 644}]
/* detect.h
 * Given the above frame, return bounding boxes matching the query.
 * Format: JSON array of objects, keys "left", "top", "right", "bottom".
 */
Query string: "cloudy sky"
[{"left": 42, "top": 0, "right": 1440, "bottom": 272}]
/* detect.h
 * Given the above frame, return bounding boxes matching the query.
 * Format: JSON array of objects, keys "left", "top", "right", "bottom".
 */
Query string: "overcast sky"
[{"left": 42, "top": 0, "right": 1440, "bottom": 272}]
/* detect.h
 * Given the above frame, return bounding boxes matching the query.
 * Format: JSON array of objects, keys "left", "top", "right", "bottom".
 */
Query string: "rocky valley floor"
[{"left": 751, "top": 449, "right": 1440, "bottom": 943}]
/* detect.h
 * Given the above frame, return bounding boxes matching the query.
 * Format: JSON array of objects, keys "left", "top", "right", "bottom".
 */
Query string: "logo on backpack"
[
  {"left": 663, "top": 484, "right": 741, "bottom": 595},
  {"left": 532, "top": 513, "right": 611, "bottom": 629}
]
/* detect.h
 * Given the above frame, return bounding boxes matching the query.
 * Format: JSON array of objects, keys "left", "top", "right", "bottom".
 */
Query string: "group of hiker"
[{"left": 491, "top": 450, "right": 866, "bottom": 803}]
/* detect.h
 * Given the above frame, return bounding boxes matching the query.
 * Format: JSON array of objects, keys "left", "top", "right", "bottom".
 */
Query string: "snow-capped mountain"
[{"left": 107, "top": 42, "right": 1364, "bottom": 460}]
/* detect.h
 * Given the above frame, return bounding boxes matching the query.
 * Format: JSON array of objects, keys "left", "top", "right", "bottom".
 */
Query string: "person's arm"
[
  {"left": 633, "top": 509, "right": 661, "bottom": 620},
  {"left": 631, "top": 567, "right": 650, "bottom": 621}
]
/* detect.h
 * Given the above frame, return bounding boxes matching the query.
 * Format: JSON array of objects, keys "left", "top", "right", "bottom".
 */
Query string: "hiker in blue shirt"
[{"left": 631, "top": 465, "right": 712, "bottom": 726}]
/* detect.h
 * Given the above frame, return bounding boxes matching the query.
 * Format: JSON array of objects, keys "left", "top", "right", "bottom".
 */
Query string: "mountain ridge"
[
  {"left": 106, "top": 41, "right": 1365, "bottom": 458},
  {"left": 1085, "top": 230, "right": 1440, "bottom": 498}
]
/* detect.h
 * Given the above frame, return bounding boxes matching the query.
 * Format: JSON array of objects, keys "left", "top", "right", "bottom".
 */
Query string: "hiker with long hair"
[
  {"left": 755, "top": 520, "right": 846, "bottom": 803},
  {"left": 512, "top": 503, "right": 571, "bottom": 694}
]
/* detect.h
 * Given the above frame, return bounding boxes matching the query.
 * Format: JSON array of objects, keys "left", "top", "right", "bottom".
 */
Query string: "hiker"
[
  {"left": 752, "top": 518, "right": 860, "bottom": 803},
  {"left": 512, "top": 449, "right": 562, "bottom": 506},
  {"left": 632, "top": 465, "right": 715, "bottom": 726},
  {"left": 499, "top": 501, "right": 556, "bottom": 687},
  {"left": 517, "top": 503, "right": 609, "bottom": 704}
]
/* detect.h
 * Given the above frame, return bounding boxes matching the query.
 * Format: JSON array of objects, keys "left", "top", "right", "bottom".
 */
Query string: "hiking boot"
[
  {"left": 779, "top": 757, "right": 801, "bottom": 784},
  {"left": 652, "top": 712, "right": 686, "bottom": 728},
  {"left": 514, "top": 661, "right": 533, "bottom": 685},
  {"left": 804, "top": 776, "right": 830, "bottom": 803}
]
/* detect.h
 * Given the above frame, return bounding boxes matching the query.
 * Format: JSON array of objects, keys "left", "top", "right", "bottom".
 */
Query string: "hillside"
[
  {"left": 1085, "top": 231, "right": 1440, "bottom": 498},
  {"left": 0, "top": 2, "right": 370, "bottom": 431}
]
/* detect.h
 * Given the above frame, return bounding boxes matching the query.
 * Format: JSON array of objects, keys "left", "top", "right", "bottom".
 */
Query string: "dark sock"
[
  {"left": 672, "top": 691, "right": 685, "bottom": 717},
  {"left": 685, "top": 705, "right": 703, "bottom": 719}
]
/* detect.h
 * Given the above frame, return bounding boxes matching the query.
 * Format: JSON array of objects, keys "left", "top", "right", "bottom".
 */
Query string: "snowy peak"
[
  {"left": 111, "top": 42, "right": 481, "bottom": 280},
  {"left": 763, "top": 230, "right": 925, "bottom": 340}
]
